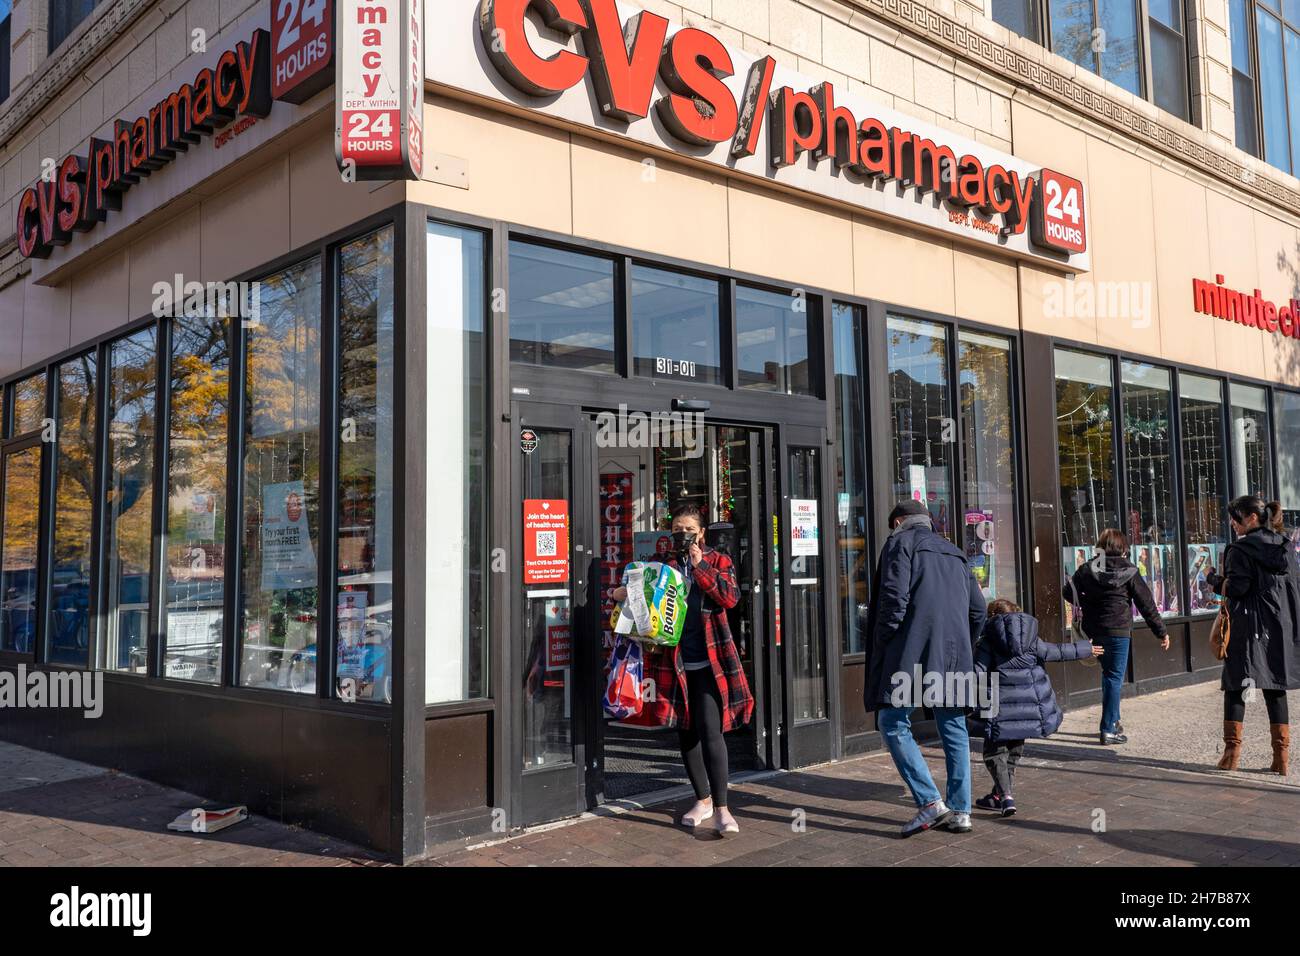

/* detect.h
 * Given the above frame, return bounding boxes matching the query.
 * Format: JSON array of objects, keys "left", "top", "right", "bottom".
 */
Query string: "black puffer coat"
[
  {"left": 969, "top": 612, "right": 1094, "bottom": 742},
  {"left": 1209, "top": 528, "right": 1300, "bottom": 693}
]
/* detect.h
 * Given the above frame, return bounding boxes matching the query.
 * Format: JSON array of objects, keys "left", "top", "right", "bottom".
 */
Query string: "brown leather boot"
[
  {"left": 1217, "top": 721, "right": 1244, "bottom": 770},
  {"left": 1270, "top": 724, "right": 1290, "bottom": 775}
]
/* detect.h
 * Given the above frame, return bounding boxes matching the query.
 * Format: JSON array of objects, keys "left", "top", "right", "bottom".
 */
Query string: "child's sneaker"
[
  {"left": 999, "top": 795, "right": 1017, "bottom": 817},
  {"left": 974, "top": 792, "right": 1003, "bottom": 812}
]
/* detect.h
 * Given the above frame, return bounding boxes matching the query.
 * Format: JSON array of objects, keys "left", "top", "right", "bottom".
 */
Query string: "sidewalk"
[
  {"left": 0, "top": 745, "right": 383, "bottom": 867},
  {"left": 424, "top": 682, "right": 1300, "bottom": 867},
  {"left": 0, "top": 681, "right": 1295, "bottom": 867}
]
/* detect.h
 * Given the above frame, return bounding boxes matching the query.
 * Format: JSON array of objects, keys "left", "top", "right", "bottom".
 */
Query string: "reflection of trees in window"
[
  {"left": 1180, "top": 395, "right": 1227, "bottom": 546},
  {"left": 887, "top": 319, "right": 953, "bottom": 538},
  {"left": 48, "top": 354, "right": 97, "bottom": 666},
  {"left": 1055, "top": 372, "right": 1117, "bottom": 549},
  {"left": 104, "top": 329, "right": 157, "bottom": 673},
  {"left": 239, "top": 257, "right": 321, "bottom": 693}
]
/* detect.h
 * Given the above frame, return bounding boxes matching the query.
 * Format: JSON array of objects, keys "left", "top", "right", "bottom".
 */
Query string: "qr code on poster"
[{"left": 536, "top": 531, "right": 557, "bottom": 557}]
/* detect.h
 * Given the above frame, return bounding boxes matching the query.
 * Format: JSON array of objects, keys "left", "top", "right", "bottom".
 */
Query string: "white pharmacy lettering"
[
  {"left": 49, "top": 886, "right": 151, "bottom": 937},
  {"left": 0, "top": 665, "right": 103, "bottom": 718},
  {"left": 594, "top": 404, "right": 705, "bottom": 458},
  {"left": 889, "top": 665, "right": 1000, "bottom": 718}
]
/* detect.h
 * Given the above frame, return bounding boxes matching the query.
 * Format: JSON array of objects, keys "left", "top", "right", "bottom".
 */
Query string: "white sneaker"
[
  {"left": 945, "top": 812, "right": 972, "bottom": 833},
  {"left": 901, "top": 799, "right": 952, "bottom": 837}
]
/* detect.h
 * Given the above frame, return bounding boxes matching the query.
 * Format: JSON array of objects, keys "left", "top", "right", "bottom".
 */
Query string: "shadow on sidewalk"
[{"left": 1001, "top": 817, "right": 1300, "bottom": 864}]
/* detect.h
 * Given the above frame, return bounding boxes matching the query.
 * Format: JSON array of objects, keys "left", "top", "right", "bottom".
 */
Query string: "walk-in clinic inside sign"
[{"left": 524, "top": 499, "right": 569, "bottom": 584}]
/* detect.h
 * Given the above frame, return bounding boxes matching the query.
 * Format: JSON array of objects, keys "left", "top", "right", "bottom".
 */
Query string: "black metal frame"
[
  {"left": 1000, "top": 0, "right": 1194, "bottom": 124},
  {"left": 1042, "top": 333, "right": 1293, "bottom": 638}
]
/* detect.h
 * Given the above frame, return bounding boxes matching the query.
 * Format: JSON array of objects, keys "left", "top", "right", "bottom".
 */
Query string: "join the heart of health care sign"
[{"left": 524, "top": 499, "right": 569, "bottom": 584}]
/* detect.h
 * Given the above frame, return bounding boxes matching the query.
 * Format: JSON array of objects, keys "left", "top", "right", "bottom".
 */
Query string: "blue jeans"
[
  {"left": 877, "top": 706, "right": 971, "bottom": 814},
  {"left": 1098, "top": 636, "right": 1130, "bottom": 734}
]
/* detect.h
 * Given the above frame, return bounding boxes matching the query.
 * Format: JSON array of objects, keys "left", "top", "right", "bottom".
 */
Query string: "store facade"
[{"left": 2, "top": 0, "right": 1300, "bottom": 860}]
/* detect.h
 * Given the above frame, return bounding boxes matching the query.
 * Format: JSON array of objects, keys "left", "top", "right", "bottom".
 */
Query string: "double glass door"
[{"left": 511, "top": 401, "right": 830, "bottom": 827}]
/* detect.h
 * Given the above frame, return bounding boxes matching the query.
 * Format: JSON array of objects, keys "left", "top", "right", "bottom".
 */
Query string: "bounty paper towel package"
[{"left": 610, "top": 562, "right": 687, "bottom": 647}]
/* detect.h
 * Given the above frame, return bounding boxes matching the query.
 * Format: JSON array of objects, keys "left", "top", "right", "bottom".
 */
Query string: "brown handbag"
[{"left": 1210, "top": 604, "right": 1231, "bottom": 661}]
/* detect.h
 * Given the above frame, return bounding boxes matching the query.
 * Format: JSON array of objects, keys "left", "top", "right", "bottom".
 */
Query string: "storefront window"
[
  {"left": 1121, "top": 362, "right": 1181, "bottom": 618},
  {"left": 1229, "top": 383, "right": 1273, "bottom": 499},
  {"left": 630, "top": 265, "right": 722, "bottom": 385},
  {"left": 888, "top": 316, "right": 954, "bottom": 540},
  {"left": 832, "top": 304, "right": 869, "bottom": 655},
  {"left": 103, "top": 329, "right": 157, "bottom": 674},
  {"left": 0, "top": 445, "right": 40, "bottom": 654},
  {"left": 509, "top": 241, "right": 616, "bottom": 373},
  {"left": 735, "top": 285, "right": 813, "bottom": 395},
  {"left": 427, "top": 222, "right": 489, "bottom": 704},
  {"left": 789, "top": 447, "right": 826, "bottom": 722},
  {"left": 1055, "top": 349, "right": 1119, "bottom": 588},
  {"left": 47, "top": 354, "right": 97, "bottom": 667},
  {"left": 13, "top": 372, "right": 46, "bottom": 435},
  {"left": 1277, "top": 391, "right": 1300, "bottom": 539},
  {"left": 239, "top": 257, "right": 322, "bottom": 693},
  {"left": 1180, "top": 373, "right": 1229, "bottom": 615},
  {"left": 336, "top": 227, "right": 395, "bottom": 704},
  {"left": 958, "top": 330, "right": 1020, "bottom": 603},
  {"left": 163, "top": 317, "right": 229, "bottom": 684}
]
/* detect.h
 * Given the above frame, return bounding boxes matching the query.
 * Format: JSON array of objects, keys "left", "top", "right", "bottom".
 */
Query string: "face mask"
[{"left": 671, "top": 530, "right": 697, "bottom": 558}]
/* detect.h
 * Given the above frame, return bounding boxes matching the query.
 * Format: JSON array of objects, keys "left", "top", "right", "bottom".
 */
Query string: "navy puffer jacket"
[{"left": 968, "top": 612, "right": 1093, "bottom": 742}]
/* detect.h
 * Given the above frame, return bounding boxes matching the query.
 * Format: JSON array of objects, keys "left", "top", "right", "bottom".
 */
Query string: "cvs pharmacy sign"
[{"left": 430, "top": 0, "right": 1089, "bottom": 268}]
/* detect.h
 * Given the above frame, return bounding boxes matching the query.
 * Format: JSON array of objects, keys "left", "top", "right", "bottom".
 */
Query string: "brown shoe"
[
  {"left": 1217, "top": 720, "right": 1244, "bottom": 771},
  {"left": 1269, "top": 723, "right": 1290, "bottom": 775}
]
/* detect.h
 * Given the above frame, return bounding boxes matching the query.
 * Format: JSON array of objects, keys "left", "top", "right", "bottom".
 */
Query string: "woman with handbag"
[
  {"left": 1206, "top": 496, "right": 1300, "bottom": 774},
  {"left": 611, "top": 503, "right": 753, "bottom": 834}
]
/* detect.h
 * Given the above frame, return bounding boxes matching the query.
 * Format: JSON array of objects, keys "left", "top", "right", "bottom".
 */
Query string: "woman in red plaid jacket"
[{"left": 612, "top": 503, "right": 754, "bottom": 835}]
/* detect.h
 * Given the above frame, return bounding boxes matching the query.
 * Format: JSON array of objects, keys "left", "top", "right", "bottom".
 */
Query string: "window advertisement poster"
[
  {"left": 1132, "top": 543, "right": 1180, "bottom": 617},
  {"left": 337, "top": 590, "right": 391, "bottom": 702},
  {"left": 260, "top": 481, "right": 317, "bottom": 591},
  {"left": 965, "top": 510, "right": 995, "bottom": 594},
  {"left": 187, "top": 492, "right": 218, "bottom": 542},
  {"left": 791, "top": 499, "right": 820, "bottom": 556},
  {"left": 524, "top": 499, "right": 569, "bottom": 584},
  {"left": 546, "top": 601, "right": 572, "bottom": 670},
  {"left": 600, "top": 472, "right": 635, "bottom": 668},
  {"left": 1187, "top": 543, "right": 1226, "bottom": 614}
]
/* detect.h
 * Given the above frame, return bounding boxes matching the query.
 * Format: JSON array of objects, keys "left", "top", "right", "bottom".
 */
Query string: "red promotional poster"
[
  {"left": 599, "top": 473, "right": 635, "bottom": 666},
  {"left": 546, "top": 613, "right": 572, "bottom": 669},
  {"left": 524, "top": 499, "right": 569, "bottom": 584},
  {"left": 272, "top": 0, "right": 334, "bottom": 103}
]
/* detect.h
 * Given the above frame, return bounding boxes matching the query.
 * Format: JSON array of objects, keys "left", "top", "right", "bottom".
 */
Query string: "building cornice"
[
  {"left": 0, "top": 0, "right": 158, "bottom": 145},
  {"left": 846, "top": 0, "right": 1300, "bottom": 217}
]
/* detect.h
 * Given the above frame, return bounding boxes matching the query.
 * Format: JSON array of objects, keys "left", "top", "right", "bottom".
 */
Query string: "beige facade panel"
[
  {"left": 408, "top": 101, "right": 574, "bottom": 236},
  {"left": 1149, "top": 167, "right": 1217, "bottom": 371},
  {"left": 951, "top": 246, "right": 1019, "bottom": 330},
  {"left": 853, "top": 216, "right": 955, "bottom": 316},
  {"left": 729, "top": 183, "right": 855, "bottom": 294},
  {"left": 570, "top": 138, "right": 730, "bottom": 271}
]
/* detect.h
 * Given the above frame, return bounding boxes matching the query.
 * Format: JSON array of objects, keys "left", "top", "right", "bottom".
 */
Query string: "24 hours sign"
[{"left": 336, "top": 0, "right": 424, "bottom": 179}]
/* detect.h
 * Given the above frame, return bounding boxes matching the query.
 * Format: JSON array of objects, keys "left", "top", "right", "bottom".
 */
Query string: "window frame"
[
  {"left": 1227, "top": 0, "right": 1300, "bottom": 171},
  {"left": 993, "top": 0, "right": 1194, "bottom": 123}
]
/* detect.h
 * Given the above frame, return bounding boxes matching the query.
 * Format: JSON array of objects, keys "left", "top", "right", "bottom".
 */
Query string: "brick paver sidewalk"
[
  {"left": 0, "top": 746, "right": 383, "bottom": 867},
  {"left": 425, "top": 683, "right": 1300, "bottom": 867}
]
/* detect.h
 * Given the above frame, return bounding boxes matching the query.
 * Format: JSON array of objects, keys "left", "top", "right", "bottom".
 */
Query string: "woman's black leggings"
[
  {"left": 1224, "top": 688, "right": 1289, "bottom": 724},
  {"left": 678, "top": 667, "right": 729, "bottom": 807}
]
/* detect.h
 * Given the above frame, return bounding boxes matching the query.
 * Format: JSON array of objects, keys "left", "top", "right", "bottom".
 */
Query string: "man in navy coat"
[{"left": 864, "top": 499, "right": 987, "bottom": 836}]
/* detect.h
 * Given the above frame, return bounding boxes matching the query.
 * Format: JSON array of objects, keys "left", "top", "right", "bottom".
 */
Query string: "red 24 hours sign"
[
  {"left": 1032, "top": 169, "right": 1087, "bottom": 255},
  {"left": 336, "top": 0, "right": 423, "bottom": 179}
]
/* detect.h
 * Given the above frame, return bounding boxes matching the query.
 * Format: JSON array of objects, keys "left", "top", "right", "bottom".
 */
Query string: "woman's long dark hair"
[{"left": 1228, "top": 495, "right": 1284, "bottom": 532}]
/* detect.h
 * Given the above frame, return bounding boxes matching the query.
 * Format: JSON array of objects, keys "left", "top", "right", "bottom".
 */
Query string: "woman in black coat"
[{"left": 1207, "top": 496, "right": 1300, "bottom": 775}]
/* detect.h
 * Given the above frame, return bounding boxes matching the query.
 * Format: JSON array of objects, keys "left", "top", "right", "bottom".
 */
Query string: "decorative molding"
[
  {"left": 847, "top": 0, "right": 1300, "bottom": 217},
  {"left": 0, "top": 0, "right": 158, "bottom": 146}
]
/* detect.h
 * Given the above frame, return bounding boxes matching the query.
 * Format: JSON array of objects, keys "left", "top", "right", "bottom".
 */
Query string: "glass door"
[{"left": 512, "top": 402, "right": 599, "bottom": 825}]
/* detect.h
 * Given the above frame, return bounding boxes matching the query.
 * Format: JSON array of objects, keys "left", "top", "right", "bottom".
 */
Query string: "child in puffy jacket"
[{"left": 969, "top": 599, "right": 1101, "bottom": 816}]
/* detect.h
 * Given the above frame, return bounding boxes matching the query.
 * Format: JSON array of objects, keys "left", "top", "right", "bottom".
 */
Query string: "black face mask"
[{"left": 672, "top": 530, "right": 697, "bottom": 559}]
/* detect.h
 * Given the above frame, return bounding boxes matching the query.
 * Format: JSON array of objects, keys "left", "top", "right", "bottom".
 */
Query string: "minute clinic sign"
[
  {"left": 430, "top": 0, "right": 1090, "bottom": 270},
  {"left": 336, "top": 0, "right": 424, "bottom": 179}
]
